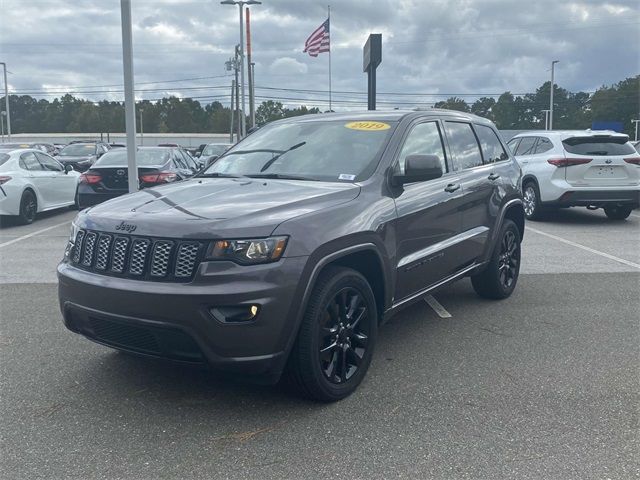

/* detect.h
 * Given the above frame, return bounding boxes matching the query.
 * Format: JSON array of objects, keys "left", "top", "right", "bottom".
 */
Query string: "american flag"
[{"left": 303, "top": 18, "right": 330, "bottom": 57}]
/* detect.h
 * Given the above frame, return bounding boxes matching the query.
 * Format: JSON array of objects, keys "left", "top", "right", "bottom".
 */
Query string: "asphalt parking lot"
[{"left": 1, "top": 208, "right": 639, "bottom": 479}]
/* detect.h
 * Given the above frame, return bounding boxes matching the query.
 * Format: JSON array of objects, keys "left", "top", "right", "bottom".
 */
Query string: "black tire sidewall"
[
  {"left": 604, "top": 206, "right": 632, "bottom": 220},
  {"left": 19, "top": 190, "right": 37, "bottom": 224},
  {"left": 293, "top": 268, "right": 378, "bottom": 401}
]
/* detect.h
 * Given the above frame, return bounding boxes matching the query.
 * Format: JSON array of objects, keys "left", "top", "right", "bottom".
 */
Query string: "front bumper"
[
  {"left": 58, "top": 255, "right": 309, "bottom": 379},
  {"left": 543, "top": 189, "right": 640, "bottom": 208}
]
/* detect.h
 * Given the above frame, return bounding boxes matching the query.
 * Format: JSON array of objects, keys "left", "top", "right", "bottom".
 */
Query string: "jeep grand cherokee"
[{"left": 58, "top": 110, "right": 525, "bottom": 402}]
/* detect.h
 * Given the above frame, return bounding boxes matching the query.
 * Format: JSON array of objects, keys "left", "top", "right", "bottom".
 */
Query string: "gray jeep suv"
[{"left": 58, "top": 110, "right": 524, "bottom": 402}]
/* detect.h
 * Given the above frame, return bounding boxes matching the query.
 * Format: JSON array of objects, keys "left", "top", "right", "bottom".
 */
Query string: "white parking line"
[
  {"left": 0, "top": 221, "right": 71, "bottom": 249},
  {"left": 527, "top": 226, "right": 640, "bottom": 270},
  {"left": 424, "top": 294, "right": 452, "bottom": 318}
]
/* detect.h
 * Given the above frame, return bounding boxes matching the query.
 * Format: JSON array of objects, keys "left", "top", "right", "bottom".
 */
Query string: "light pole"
[
  {"left": 220, "top": 0, "right": 261, "bottom": 139},
  {"left": 549, "top": 60, "right": 559, "bottom": 130},
  {"left": 120, "top": 0, "right": 138, "bottom": 193},
  {"left": 632, "top": 119, "right": 639, "bottom": 141},
  {"left": 139, "top": 108, "right": 144, "bottom": 146},
  {"left": 0, "top": 62, "right": 11, "bottom": 141},
  {"left": 0, "top": 111, "right": 5, "bottom": 142},
  {"left": 541, "top": 109, "right": 550, "bottom": 130}
]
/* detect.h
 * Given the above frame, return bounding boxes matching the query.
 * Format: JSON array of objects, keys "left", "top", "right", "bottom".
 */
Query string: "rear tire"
[
  {"left": 471, "top": 219, "right": 521, "bottom": 300},
  {"left": 284, "top": 266, "right": 378, "bottom": 402},
  {"left": 523, "top": 182, "right": 543, "bottom": 220},
  {"left": 17, "top": 190, "right": 37, "bottom": 225},
  {"left": 603, "top": 206, "right": 632, "bottom": 220}
]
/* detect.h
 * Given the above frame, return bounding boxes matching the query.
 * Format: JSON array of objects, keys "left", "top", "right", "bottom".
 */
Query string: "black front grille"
[{"left": 71, "top": 229, "right": 203, "bottom": 282}]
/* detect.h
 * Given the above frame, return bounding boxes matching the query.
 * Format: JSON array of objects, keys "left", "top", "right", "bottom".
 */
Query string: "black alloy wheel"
[
  {"left": 18, "top": 190, "right": 37, "bottom": 225},
  {"left": 285, "top": 266, "right": 378, "bottom": 402},
  {"left": 471, "top": 219, "right": 521, "bottom": 300},
  {"left": 319, "top": 287, "right": 370, "bottom": 384}
]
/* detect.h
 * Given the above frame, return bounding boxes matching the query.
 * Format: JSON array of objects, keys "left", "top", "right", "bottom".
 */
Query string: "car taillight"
[
  {"left": 547, "top": 157, "right": 592, "bottom": 167},
  {"left": 139, "top": 172, "right": 178, "bottom": 184},
  {"left": 79, "top": 172, "right": 102, "bottom": 184},
  {"left": 623, "top": 157, "right": 640, "bottom": 165},
  {"left": 0, "top": 175, "right": 12, "bottom": 185}
]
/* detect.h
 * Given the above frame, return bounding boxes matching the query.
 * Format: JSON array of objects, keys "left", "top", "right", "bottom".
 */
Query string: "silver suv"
[{"left": 507, "top": 130, "right": 640, "bottom": 220}]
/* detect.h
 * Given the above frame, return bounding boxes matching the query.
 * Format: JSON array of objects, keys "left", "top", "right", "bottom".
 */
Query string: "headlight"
[
  {"left": 64, "top": 220, "right": 81, "bottom": 259},
  {"left": 206, "top": 236, "right": 288, "bottom": 265}
]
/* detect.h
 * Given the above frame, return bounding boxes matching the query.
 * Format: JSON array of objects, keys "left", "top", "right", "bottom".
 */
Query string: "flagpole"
[{"left": 328, "top": 5, "right": 332, "bottom": 112}]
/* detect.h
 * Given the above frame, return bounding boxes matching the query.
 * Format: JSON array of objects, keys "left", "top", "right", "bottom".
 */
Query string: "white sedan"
[{"left": 0, "top": 148, "right": 80, "bottom": 224}]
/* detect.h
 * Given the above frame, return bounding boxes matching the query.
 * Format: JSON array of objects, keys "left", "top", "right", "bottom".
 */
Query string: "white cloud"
[{"left": 269, "top": 57, "right": 308, "bottom": 75}]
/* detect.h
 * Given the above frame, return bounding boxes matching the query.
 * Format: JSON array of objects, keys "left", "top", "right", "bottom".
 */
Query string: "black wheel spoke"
[
  {"left": 347, "top": 347, "right": 362, "bottom": 367},
  {"left": 324, "top": 350, "right": 339, "bottom": 380},
  {"left": 339, "top": 347, "right": 347, "bottom": 383},
  {"left": 352, "top": 332, "right": 368, "bottom": 348},
  {"left": 347, "top": 308, "right": 366, "bottom": 331}
]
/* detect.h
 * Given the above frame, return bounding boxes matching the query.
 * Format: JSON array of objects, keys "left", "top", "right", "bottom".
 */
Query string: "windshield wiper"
[
  {"left": 224, "top": 148, "right": 285, "bottom": 156},
  {"left": 246, "top": 173, "right": 316, "bottom": 181},
  {"left": 260, "top": 142, "right": 306, "bottom": 172}
]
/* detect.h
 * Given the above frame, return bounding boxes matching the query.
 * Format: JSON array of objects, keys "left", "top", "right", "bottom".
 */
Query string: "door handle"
[
  {"left": 444, "top": 183, "right": 461, "bottom": 193},
  {"left": 488, "top": 173, "right": 500, "bottom": 181}
]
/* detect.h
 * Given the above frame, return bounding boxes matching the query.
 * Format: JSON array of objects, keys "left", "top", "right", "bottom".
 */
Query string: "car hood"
[{"left": 78, "top": 177, "right": 361, "bottom": 238}]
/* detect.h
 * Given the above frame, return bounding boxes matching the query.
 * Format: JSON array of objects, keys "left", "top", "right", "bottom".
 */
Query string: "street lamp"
[
  {"left": 220, "top": 0, "right": 261, "bottom": 139},
  {"left": 0, "top": 62, "right": 11, "bottom": 141},
  {"left": 549, "top": 60, "right": 559, "bottom": 130}
]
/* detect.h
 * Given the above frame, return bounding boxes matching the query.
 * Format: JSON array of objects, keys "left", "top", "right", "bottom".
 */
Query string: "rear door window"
[
  {"left": 534, "top": 137, "right": 553, "bottom": 154},
  {"left": 36, "top": 152, "right": 64, "bottom": 172},
  {"left": 443, "top": 121, "right": 483, "bottom": 169},
  {"left": 562, "top": 137, "right": 636, "bottom": 156},
  {"left": 514, "top": 137, "right": 537, "bottom": 156},
  {"left": 19, "top": 152, "right": 44, "bottom": 171},
  {"left": 474, "top": 125, "right": 509, "bottom": 163}
]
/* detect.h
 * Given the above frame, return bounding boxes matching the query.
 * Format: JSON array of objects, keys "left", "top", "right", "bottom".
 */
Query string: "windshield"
[
  {"left": 94, "top": 148, "right": 171, "bottom": 167},
  {"left": 60, "top": 144, "right": 96, "bottom": 156},
  {"left": 204, "top": 120, "right": 395, "bottom": 182},
  {"left": 562, "top": 137, "right": 636, "bottom": 156},
  {"left": 202, "top": 144, "right": 230, "bottom": 157}
]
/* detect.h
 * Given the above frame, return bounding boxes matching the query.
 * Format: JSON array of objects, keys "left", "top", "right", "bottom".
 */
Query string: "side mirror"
[
  {"left": 64, "top": 164, "right": 74, "bottom": 173},
  {"left": 393, "top": 154, "right": 443, "bottom": 185}
]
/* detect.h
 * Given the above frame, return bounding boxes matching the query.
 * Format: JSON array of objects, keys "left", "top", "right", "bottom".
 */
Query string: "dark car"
[
  {"left": 59, "top": 110, "right": 524, "bottom": 401},
  {"left": 198, "top": 142, "right": 232, "bottom": 167},
  {"left": 75, "top": 146, "right": 199, "bottom": 209},
  {"left": 57, "top": 142, "right": 111, "bottom": 172}
]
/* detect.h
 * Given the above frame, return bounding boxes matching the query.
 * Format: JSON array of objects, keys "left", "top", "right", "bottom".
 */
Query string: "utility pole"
[
  {"left": 226, "top": 48, "right": 241, "bottom": 142},
  {"left": 235, "top": 46, "right": 241, "bottom": 140},
  {"left": 120, "top": 0, "right": 138, "bottom": 193},
  {"left": 229, "top": 80, "right": 235, "bottom": 143},
  {"left": 549, "top": 60, "right": 559, "bottom": 130},
  {"left": 246, "top": 7, "right": 255, "bottom": 129},
  {"left": 0, "top": 62, "right": 11, "bottom": 141},
  {"left": 632, "top": 119, "right": 639, "bottom": 141}
]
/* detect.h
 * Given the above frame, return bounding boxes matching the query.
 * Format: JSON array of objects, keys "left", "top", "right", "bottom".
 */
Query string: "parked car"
[
  {"left": 75, "top": 146, "right": 199, "bottom": 209},
  {"left": 0, "top": 149, "right": 79, "bottom": 224},
  {"left": 0, "top": 142, "right": 52, "bottom": 154},
  {"left": 57, "top": 141, "right": 111, "bottom": 172},
  {"left": 198, "top": 142, "right": 232, "bottom": 167},
  {"left": 507, "top": 130, "right": 640, "bottom": 220},
  {"left": 58, "top": 110, "right": 524, "bottom": 401}
]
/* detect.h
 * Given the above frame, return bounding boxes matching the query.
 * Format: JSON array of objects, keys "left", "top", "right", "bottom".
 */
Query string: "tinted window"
[
  {"left": 36, "top": 152, "right": 63, "bottom": 172},
  {"left": 206, "top": 120, "right": 395, "bottom": 182},
  {"left": 180, "top": 150, "right": 197, "bottom": 170},
  {"left": 444, "top": 122, "right": 483, "bottom": 169},
  {"left": 506, "top": 138, "right": 520, "bottom": 154},
  {"left": 0, "top": 153, "right": 10, "bottom": 166},
  {"left": 19, "top": 152, "right": 44, "bottom": 171},
  {"left": 397, "top": 122, "right": 447, "bottom": 175},
  {"left": 562, "top": 137, "right": 636, "bottom": 156},
  {"left": 475, "top": 125, "right": 509, "bottom": 163},
  {"left": 173, "top": 151, "right": 188, "bottom": 169},
  {"left": 514, "top": 137, "right": 537, "bottom": 156},
  {"left": 534, "top": 137, "right": 553, "bottom": 154},
  {"left": 59, "top": 144, "right": 96, "bottom": 156},
  {"left": 202, "top": 144, "right": 230, "bottom": 157},
  {"left": 94, "top": 148, "right": 171, "bottom": 167}
]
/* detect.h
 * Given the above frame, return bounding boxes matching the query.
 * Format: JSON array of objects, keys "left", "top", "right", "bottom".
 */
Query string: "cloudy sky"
[{"left": 1, "top": 0, "right": 638, "bottom": 110}]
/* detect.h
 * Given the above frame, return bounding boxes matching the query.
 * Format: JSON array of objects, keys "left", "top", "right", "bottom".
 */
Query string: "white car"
[
  {"left": 0, "top": 148, "right": 80, "bottom": 224},
  {"left": 507, "top": 131, "right": 640, "bottom": 220}
]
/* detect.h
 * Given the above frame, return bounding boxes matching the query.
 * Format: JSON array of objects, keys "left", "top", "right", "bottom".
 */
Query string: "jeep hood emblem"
[{"left": 115, "top": 221, "right": 137, "bottom": 233}]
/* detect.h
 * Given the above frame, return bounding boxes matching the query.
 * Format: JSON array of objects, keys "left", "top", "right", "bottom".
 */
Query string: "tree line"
[{"left": 2, "top": 75, "right": 637, "bottom": 136}]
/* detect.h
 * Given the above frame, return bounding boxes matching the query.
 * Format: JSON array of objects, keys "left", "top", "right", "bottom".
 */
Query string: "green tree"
[
  {"left": 256, "top": 100, "right": 286, "bottom": 126},
  {"left": 433, "top": 97, "right": 470, "bottom": 112}
]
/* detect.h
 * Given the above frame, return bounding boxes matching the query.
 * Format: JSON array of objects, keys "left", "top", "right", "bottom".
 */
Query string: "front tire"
[
  {"left": 285, "top": 266, "right": 378, "bottom": 402},
  {"left": 471, "top": 219, "right": 521, "bottom": 300},
  {"left": 603, "top": 206, "right": 632, "bottom": 220},
  {"left": 523, "top": 182, "right": 542, "bottom": 220},
  {"left": 17, "top": 190, "right": 37, "bottom": 225}
]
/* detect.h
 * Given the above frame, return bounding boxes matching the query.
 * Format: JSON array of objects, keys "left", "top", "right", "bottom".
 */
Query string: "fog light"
[{"left": 209, "top": 305, "right": 260, "bottom": 323}]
